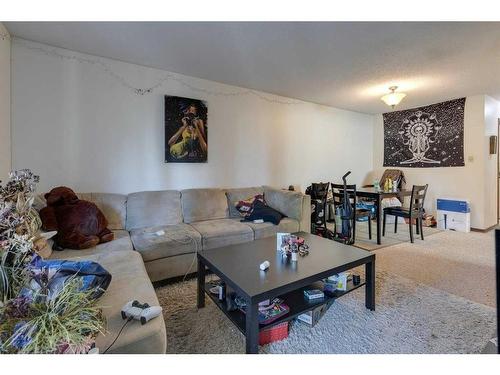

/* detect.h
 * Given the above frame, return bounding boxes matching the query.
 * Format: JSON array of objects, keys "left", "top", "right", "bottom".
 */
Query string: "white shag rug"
[{"left": 155, "top": 271, "right": 496, "bottom": 354}]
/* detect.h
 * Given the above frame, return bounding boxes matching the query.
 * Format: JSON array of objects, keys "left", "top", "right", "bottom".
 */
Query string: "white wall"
[
  {"left": 0, "top": 23, "right": 11, "bottom": 181},
  {"left": 372, "top": 95, "right": 499, "bottom": 230},
  {"left": 484, "top": 95, "right": 500, "bottom": 228},
  {"left": 11, "top": 39, "right": 374, "bottom": 195}
]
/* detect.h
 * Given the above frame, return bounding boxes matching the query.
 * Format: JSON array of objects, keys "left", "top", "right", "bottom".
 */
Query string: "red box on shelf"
[{"left": 259, "top": 322, "right": 289, "bottom": 345}]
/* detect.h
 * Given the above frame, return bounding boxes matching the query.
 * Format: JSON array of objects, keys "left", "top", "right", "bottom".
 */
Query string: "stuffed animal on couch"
[{"left": 39, "top": 186, "right": 114, "bottom": 249}]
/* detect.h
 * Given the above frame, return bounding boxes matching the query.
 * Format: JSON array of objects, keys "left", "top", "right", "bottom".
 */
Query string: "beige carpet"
[
  {"left": 155, "top": 228, "right": 498, "bottom": 353},
  {"left": 156, "top": 270, "right": 496, "bottom": 354},
  {"left": 373, "top": 229, "right": 497, "bottom": 307}
]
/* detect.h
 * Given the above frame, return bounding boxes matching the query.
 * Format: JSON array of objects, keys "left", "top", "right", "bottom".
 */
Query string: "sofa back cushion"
[
  {"left": 263, "top": 186, "right": 304, "bottom": 221},
  {"left": 36, "top": 192, "right": 127, "bottom": 230},
  {"left": 87, "top": 193, "right": 127, "bottom": 230},
  {"left": 225, "top": 187, "right": 264, "bottom": 218},
  {"left": 126, "top": 190, "right": 182, "bottom": 230},
  {"left": 181, "top": 188, "right": 228, "bottom": 223}
]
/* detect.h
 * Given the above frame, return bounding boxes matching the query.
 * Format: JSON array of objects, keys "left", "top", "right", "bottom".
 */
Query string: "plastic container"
[{"left": 259, "top": 322, "right": 289, "bottom": 345}]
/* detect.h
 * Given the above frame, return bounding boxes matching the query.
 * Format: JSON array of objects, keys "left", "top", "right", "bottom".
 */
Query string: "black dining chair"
[
  {"left": 331, "top": 183, "right": 372, "bottom": 242},
  {"left": 383, "top": 184, "right": 428, "bottom": 243}
]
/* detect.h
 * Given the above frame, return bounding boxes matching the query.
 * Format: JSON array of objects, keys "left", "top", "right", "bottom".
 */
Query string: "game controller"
[{"left": 121, "top": 300, "right": 162, "bottom": 325}]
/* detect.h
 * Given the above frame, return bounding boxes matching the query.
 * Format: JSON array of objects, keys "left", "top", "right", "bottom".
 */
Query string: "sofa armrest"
[{"left": 263, "top": 186, "right": 310, "bottom": 232}]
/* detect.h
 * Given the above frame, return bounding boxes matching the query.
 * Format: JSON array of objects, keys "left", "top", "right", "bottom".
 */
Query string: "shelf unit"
[{"left": 204, "top": 278, "right": 365, "bottom": 334}]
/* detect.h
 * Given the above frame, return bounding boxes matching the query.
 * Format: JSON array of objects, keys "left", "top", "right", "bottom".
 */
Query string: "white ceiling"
[{"left": 5, "top": 22, "right": 500, "bottom": 114}]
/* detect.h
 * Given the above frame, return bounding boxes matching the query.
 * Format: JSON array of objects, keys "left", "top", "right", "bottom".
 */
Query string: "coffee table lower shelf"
[{"left": 203, "top": 279, "right": 365, "bottom": 335}]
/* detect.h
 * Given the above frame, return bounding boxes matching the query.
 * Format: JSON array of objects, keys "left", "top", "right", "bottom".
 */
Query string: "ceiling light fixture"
[{"left": 381, "top": 86, "right": 407, "bottom": 109}]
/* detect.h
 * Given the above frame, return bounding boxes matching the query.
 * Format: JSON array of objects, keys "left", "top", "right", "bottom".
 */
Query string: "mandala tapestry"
[{"left": 383, "top": 98, "right": 465, "bottom": 168}]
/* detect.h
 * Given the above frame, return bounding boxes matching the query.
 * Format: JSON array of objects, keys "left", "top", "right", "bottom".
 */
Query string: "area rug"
[
  {"left": 155, "top": 270, "right": 496, "bottom": 354},
  {"left": 326, "top": 222, "right": 442, "bottom": 251}
]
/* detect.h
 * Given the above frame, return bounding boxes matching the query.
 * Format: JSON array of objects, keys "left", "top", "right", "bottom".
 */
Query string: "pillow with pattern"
[{"left": 235, "top": 194, "right": 264, "bottom": 217}]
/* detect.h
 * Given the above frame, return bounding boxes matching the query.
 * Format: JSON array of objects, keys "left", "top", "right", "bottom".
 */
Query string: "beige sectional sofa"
[{"left": 40, "top": 186, "right": 310, "bottom": 354}]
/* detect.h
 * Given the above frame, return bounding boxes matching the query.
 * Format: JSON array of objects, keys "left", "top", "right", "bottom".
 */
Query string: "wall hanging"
[
  {"left": 383, "top": 98, "right": 465, "bottom": 168},
  {"left": 165, "top": 95, "right": 208, "bottom": 163}
]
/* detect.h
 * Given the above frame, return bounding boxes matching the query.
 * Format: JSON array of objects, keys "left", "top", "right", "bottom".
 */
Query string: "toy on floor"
[{"left": 121, "top": 300, "right": 163, "bottom": 325}]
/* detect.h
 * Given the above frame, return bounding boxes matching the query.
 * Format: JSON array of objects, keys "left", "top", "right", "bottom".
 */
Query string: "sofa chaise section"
[
  {"left": 90, "top": 250, "right": 167, "bottom": 354},
  {"left": 41, "top": 192, "right": 167, "bottom": 354}
]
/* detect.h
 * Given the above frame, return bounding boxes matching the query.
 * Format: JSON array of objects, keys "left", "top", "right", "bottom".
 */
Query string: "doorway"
[{"left": 498, "top": 119, "right": 500, "bottom": 223}]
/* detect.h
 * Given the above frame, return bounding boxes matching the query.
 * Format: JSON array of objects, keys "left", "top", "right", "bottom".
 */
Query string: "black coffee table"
[{"left": 197, "top": 232, "right": 375, "bottom": 354}]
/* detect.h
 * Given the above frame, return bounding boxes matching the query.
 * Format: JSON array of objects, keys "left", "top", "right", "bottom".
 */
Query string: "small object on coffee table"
[
  {"left": 296, "top": 299, "right": 334, "bottom": 327},
  {"left": 276, "top": 232, "right": 291, "bottom": 251},
  {"left": 327, "top": 272, "right": 349, "bottom": 291},
  {"left": 304, "top": 289, "right": 324, "bottom": 300},
  {"left": 209, "top": 282, "right": 226, "bottom": 301},
  {"left": 353, "top": 274, "right": 361, "bottom": 286},
  {"left": 259, "top": 260, "right": 270, "bottom": 271}
]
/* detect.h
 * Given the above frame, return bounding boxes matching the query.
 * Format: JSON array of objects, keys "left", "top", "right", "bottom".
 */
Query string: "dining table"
[{"left": 355, "top": 187, "right": 412, "bottom": 245}]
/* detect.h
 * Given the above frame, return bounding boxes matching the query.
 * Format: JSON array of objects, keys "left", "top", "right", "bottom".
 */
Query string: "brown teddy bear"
[{"left": 39, "top": 186, "right": 114, "bottom": 249}]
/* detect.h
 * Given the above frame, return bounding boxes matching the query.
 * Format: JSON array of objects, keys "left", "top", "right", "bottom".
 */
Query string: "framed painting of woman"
[{"left": 165, "top": 95, "right": 208, "bottom": 163}]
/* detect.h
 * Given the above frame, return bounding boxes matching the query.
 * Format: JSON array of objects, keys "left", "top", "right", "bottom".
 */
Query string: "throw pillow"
[
  {"left": 245, "top": 199, "right": 284, "bottom": 225},
  {"left": 235, "top": 194, "right": 264, "bottom": 217}
]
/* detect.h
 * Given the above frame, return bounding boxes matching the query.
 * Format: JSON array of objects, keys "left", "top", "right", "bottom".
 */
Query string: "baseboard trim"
[{"left": 471, "top": 225, "right": 498, "bottom": 233}]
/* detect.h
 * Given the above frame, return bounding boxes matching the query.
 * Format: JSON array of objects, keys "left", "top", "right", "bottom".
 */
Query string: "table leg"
[
  {"left": 376, "top": 196, "right": 382, "bottom": 245},
  {"left": 245, "top": 302, "right": 259, "bottom": 354},
  {"left": 365, "top": 259, "right": 376, "bottom": 311},
  {"left": 197, "top": 257, "right": 206, "bottom": 309}
]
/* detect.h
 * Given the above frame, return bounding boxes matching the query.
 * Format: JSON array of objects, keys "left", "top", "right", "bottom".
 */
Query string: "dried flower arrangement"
[
  {"left": 0, "top": 169, "right": 40, "bottom": 302},
  {"left": 1, "top": 277, "right": 105, "bottom": 353},
  {"left": 0, "top": 170, "right": 105, "bottom": 354}
]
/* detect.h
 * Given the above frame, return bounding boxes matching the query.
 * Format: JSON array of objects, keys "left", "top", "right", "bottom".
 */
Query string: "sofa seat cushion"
[
  {"left": 190, "top": 219, "right": 254, "bottom": 250},
  {"left": 49, "top": 230, "right": 133, "bottom": 260},
  {"left": 237, "top": 218, "right": 300, "bottom": 239},
  {"left": 130, "top": 224, "right": 202, "bottom": 262}
]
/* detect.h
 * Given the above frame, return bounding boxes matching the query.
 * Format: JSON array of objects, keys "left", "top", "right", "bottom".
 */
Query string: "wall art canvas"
[
  {"left": 165, "top": 95, "right": 208, "bottom": 163},
  {"left": 383, "top": 98, "right": 465, "bottom": 168}
]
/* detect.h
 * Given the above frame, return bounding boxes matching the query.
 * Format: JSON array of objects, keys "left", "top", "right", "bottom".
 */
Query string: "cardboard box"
[
  {"left": 436, "top": 198, "right": 470, "bottom": 233},
  {"left": 296, "top": 300, "right": 334, "bottom": 327}
]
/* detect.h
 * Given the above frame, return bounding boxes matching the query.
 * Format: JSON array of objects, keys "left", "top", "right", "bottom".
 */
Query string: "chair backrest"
[
  {"left": 330, "top": 183, "right": 357, "bottom": 209},
  {"left": 308, "top": 182, "right": 330, "bottom": 200},
  {"left": 409, "top": 184, "right": 428, "bottom": 212}
]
